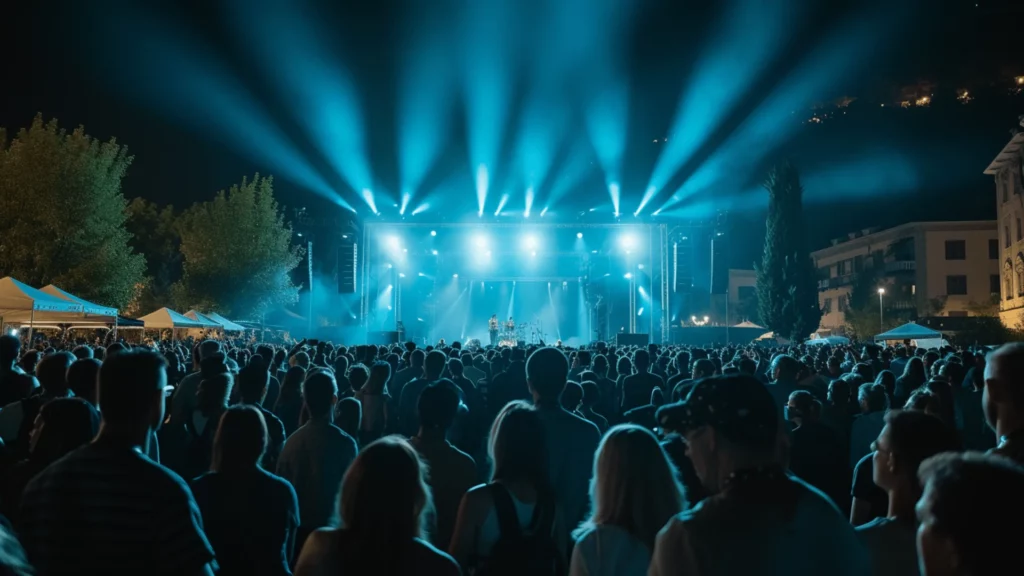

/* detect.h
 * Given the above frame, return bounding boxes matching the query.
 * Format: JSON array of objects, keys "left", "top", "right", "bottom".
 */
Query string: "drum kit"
[{"left": 498, "top": 320, "right": 545, "bottom": 346}]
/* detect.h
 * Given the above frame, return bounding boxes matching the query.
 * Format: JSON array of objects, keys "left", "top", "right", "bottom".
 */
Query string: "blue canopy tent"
[{"left": 873, "top": 322, "right": 942, "bottom": 342}]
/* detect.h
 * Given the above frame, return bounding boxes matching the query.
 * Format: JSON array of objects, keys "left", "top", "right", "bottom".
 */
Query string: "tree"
[
  {"left": 124, "top": 198, "right": 181, "bottom": 315},
  {"left": 755, "top": 162, "right": 822, "bottom": 341},
  {"left": 173, "top": 174, "right": 301, "bottom": 318},
  {"left": 0, "top": 115, "right": 145, "bottom": 308},
  {"left": 843, "top": 274, "right": 916, "bottom": 339}
]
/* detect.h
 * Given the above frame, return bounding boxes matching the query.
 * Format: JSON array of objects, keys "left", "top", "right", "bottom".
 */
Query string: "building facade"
[
  {"left": 812, "top": 221, "right": 999, "bottom": 333},
  {"left": 704, "top": 269, "right": 758, "bottom": 326},
  {"left": 984, "top": 118, "right": 1024, "bottom": 328}
]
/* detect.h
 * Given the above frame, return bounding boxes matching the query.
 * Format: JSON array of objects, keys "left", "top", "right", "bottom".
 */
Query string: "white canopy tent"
[
  {"left": 0, "top": 277, "right": 88, "bottom": 342},
  {"left": 40, "top": 284, "right": 118, "bottom": 317},
  {"left": 138, "top": 307, "right": 206, "bottom": 329},
  {"left": 183, "top": 310, "right": 222, "bottom": 329},
  {"left": 201, "top": 311, "right": 246, "bottom": 332},
  {"left": 733, "top": 320, "right": 765, "bottom": 329}
]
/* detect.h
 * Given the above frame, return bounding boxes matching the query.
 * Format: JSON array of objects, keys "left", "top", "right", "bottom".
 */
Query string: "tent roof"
[
  {"left": 137, "top": 307, "right": 205, "bottom": 329},
  {"left": 874, "top": 322, "right": 942, "bottom": 342},
  {"left": 40, "top": 285, "right": 118, "bottom": 317},
  {"left": 202, "top": 311, "right": 246, "bottom": 332},
  {"left": 0, "top": 277, "right": 87, "bottom": 323},
  {"left": 183, "top": 310, "right": 222, "bottom": 328},
  {"left": 733, "top": 320, "right": 764, "bottom": 329}
]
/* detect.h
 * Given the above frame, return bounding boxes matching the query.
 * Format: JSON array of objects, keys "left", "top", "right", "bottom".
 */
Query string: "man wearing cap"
[{"left": 649, "top": 374, "right": 868, "bottom": 576}]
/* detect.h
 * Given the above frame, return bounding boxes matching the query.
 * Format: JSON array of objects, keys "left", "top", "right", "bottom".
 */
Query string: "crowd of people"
[{"left": 0, "top": 332, "right": 1022, "bottom": 575}]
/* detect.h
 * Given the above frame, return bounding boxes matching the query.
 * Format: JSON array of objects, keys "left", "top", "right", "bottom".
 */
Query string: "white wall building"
[
  {"left": 812, "top": 221, "right": 999, "bottom": 333},
  {"left": 984, "top": 117, "right": 1024, "bottom": 328}
]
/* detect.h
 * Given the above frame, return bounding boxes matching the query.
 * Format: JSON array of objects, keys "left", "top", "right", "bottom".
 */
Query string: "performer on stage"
[
  {"left": 488, "top": 314, "right": 499, "bottom": 346},
  {"left": 505, "top": 317, "right": 515, "bottom": 331}
]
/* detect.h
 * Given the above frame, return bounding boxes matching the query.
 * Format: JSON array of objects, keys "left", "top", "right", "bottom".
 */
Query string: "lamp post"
[{"left": 877, "top": 287, "right": 885, "bottom": 332}]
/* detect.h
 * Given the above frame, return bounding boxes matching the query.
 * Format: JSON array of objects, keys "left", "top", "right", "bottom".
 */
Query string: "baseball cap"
[{"left": 656, "top": 374, "right": 778, "bottom": 450}]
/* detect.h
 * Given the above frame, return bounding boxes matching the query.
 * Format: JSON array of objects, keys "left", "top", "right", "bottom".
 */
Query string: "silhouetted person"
[
  {"left": 276, "top": 371, "right": 358, "bottom": 551},
  {"left": 237, "top": 362, "right": 286, "bottom": 472},
  {"left": 191, "top": 405, "right": 300, "bottom": 576},
  {"left": 410, "top": 380, "right": 476, "bottom": 550},
  {"left": 19, "top": 350, "right": 217, "bottom": 575},
  {"left": 0, "top": 335, "right": 36, "bottom": 406}
]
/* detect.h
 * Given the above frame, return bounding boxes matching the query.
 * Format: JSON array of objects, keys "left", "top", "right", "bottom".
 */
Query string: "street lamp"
[{"left": 877, "top": 288, "right": 885, "bottom": 332}]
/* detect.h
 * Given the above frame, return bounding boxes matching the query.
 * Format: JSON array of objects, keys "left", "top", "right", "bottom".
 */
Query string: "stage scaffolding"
[{"left": 358, "top": 222, "right": 671, "bottom": 344}]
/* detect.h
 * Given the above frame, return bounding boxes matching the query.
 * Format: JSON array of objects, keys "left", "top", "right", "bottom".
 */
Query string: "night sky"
[{"left": 3, "top": 0, "right": 1023, "bottom": 267}]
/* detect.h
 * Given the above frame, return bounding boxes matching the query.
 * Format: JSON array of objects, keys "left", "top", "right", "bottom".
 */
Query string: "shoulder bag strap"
[{"left": 489, "top": 482, "right": 522, "bottom": 539}]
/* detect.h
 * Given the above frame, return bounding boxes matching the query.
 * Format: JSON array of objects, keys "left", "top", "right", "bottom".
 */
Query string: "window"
[
  {"left": 911, "top": 284, "right": 916, "bottom": 295},
  {"left": 839, "top": 295, "right": 849, "bottom": 312},
  {"left": 991, "top": 238, "right": 1000, "bottom": 259},
  {"left": 946, "top": 275, "right": 968, "bottom": 295},
  {"left": 1017, "top": 218, "right": 1022, "bottom": 242},
  {"left": 1007, "top": 225, "right": 1012, "bottom": 248},
  {"left": 823, "top": 298, "right": 832, "bottom": 314},
  {"left": 945, "top": 240, "right": 966, "bottom": 260},
  {"left": 737, "top": 286, "right": 755, "bottom": 301},
  {"left": 947, "top": 311, "right": 969, "bottom": 317},
  {"left": 992, "top": 274, "right": 1002, "bottom": 294}
]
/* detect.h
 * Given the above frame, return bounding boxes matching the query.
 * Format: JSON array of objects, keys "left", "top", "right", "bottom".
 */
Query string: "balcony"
[
  {"left": 884, "top": 261, "right": 916, "bottom": 273},
  {"left": 818, "top": 274, "right": 855, "bottom": 290}
]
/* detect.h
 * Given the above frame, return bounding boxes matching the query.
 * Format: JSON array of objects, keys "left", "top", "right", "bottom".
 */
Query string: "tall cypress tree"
[{"left": 755, "top": 162, "right": 822, "bottom": 341}]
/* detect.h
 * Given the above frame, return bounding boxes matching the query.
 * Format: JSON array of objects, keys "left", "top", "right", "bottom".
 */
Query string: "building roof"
[
  {"left": 810, "top": 220, "right": 996, "bottom": 259},
  {"left": 984, "top": 118, "right": 1024, "bottom": 175}
]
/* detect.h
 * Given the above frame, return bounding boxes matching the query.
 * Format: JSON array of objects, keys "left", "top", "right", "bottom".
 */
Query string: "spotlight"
[
  {"left": 620, "top": 234, "right": 636, "bottom": 249},
  {"left": 387, "top": 236, "right": 400, "bottom": 250},
  {"left": 387, "top": 284, "right": 393, "bottom": 290},
  {"left": 576, "top": 232, "right": 583, "bottom": 239},
  {"left": 418, "top": 272, "right": 425, "bottom": 277},
  {"left": 452, "top": 273, "right": 459, "bottom": 278},
  {"left": 474, "top": 235, "right": 487, "bottom": 249},
  {"left": 624, "top": 273, "right": 633, "bottom": 279},
  {"left": 398, "top": 273, "right": 406, "bottom": 278},
  {"left": 432, "top": 250, "right": 438, "bottom": 255},
  {"left": 386, "top": 263, "right": 393, "bottom": 269},
  {"left": 9, "top": 329, "right": 16, "bottom": 336},
  {"left": 523, "top": 234, "right": 538, "bottom": 250},
  {"left": 430, "top": 230, "right": 437, "bottom": 237}
]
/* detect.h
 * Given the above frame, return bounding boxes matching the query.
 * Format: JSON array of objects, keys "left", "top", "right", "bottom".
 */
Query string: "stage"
[{"left": 358, "top": 222, "right": 674, "bottom": 345}]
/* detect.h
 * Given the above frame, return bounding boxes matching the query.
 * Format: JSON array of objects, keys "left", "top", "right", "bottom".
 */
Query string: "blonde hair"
[
  {"left": 573, "top": 424, "right": 686, "bottom": 550},
  {"left": 339, "top": 435, "right": 434, "bottom": 543}
]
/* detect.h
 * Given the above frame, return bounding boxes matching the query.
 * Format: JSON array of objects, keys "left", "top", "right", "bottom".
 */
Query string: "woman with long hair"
[
  {"left": 570, "top": 424, "right": 685, "bottom": 576},
  {"left": 448, "top": 400, "right": 567, "bottom": 573},
  {"left": 354, "top": 361, "right": 391, "bottom": 445},
  {"left": 894, "top": 357, "right": 926, "bottom": 407},
  {"left": 191, "top": 405, "right": 300, "bottom": 576},
  {"left": 274, "top": 366, "right": 306, "bottom": 437},
  {"left": 294, "top": 436, "right": 458, "bottom": 576}
]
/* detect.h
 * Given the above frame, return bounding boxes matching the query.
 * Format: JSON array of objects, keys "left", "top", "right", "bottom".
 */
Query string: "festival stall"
[
  {"left": 0, "top": 277, "right": 86, "bottom": 341},
  {"left": 138, "top": 307, "right": 206, "bottom": 340},
  {"left": 38, "top": 284, "right": 127, "bottom": 335},
  {"left": 873, "top": 322, "right": 943, "bottom": 344},
  {"left": 202, "top": 311, "right": 246, "bottom": 332}
]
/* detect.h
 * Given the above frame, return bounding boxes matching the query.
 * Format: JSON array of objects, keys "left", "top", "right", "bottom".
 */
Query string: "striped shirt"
[{"left": 18, "top": 441, "right": 215, "bottom": 576}]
